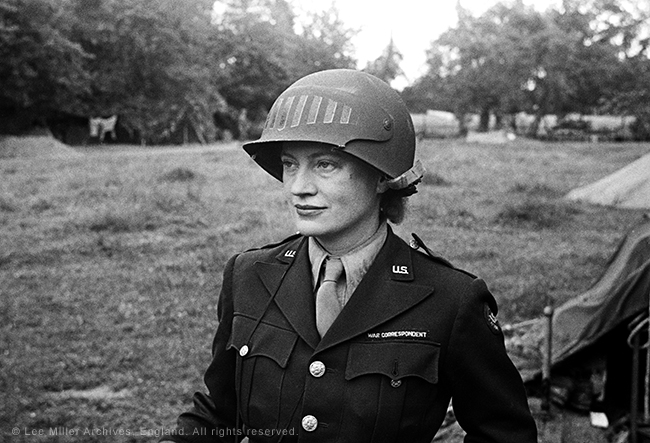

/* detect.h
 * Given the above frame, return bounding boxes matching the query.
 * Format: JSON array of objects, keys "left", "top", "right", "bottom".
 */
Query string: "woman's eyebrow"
[
  {"left": 280, "top": 151, "right": 296, "bottom": 159},
  {"left": 308, "top": 151, "right": 341, "bottom": 161},
  {"left": 280, "top": 150, "right": 342, "bottom": 162}
]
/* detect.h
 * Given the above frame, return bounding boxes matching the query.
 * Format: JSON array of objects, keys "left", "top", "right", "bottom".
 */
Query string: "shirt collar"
[{"left": 308, "top": 222, "right": 388, "bottom": 292}]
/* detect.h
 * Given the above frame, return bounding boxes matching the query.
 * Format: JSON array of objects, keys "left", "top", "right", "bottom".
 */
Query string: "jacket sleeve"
[
  {"left": 446, "top": 278, "right": 538, "bottom": 443},
  {"left": 165, "top": 254, "right": 242, "bottom": 443}
]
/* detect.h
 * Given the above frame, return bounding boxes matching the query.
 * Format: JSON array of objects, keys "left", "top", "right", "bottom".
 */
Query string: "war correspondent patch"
[
  {"left": 367, "top": 330, "right": 428, "bottom": 340},
  {"left": 483, "top": 304, "right": 501, "bottom": 335}
]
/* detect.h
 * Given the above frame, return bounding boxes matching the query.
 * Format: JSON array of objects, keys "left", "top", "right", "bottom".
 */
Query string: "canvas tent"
[
  {"left": 411, "top": 110, "right": 460, "bottom": 138},
  {"left": 509, "top": 216, "right": 650, "bottom": 417},
  {"left": 565, "top": 152, "right": 650, "bottom": 209},
  {"left": 0, "top": 135, "right": 81, "bottom": 159},
  {"left": 551, "top": 216, "right": 650, "bottom": 364}
]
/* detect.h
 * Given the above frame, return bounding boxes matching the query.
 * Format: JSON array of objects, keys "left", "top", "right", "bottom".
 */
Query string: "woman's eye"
[
  {"left": 281, "top": 159, "right": 297, "bottom": 170},
  {"left": 316, "top": 160, "right": 336, "bottom": 170}
]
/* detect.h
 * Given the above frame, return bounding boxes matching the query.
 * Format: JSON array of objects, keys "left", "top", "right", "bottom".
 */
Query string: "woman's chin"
[{"left": 294, "top": 222, "right": 325, "bottom": 238}]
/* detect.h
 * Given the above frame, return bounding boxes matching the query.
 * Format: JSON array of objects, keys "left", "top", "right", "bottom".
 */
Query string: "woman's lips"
[{"left": 295, "top": 204, "right": 326, "bottom": 216}]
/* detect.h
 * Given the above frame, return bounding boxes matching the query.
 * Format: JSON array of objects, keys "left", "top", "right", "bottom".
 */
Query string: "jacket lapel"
[
  {"left": 254, "top": 237, "right": 321, "bottom": 350},
  {"left": 316, "top": 230, "right": 435, "bottom": 353}
]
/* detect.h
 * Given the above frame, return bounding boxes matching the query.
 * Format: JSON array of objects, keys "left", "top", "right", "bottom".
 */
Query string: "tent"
[
  {"left": 411, "top": 110, "right": 460, "bottom": 138},
  {"left": 0, "top": 135, "right": 81, "bottom": 159},
  {"left": 565, "top": 153, "right": 650, "bottom": 209},
  {"left": 551, "top": 216, "right": 650, "bottom": 365},
  {"left": 509, "top": 215, "right": 650, "bottom": 416}
]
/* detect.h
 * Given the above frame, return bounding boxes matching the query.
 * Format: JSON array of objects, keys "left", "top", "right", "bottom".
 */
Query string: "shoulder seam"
[{"left": 410, "top": 233, "right": 478, "bottom": 279}]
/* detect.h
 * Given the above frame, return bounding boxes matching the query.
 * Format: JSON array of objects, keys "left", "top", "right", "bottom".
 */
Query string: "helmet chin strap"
[{"left": 386, "top": 160, "right": 426, "bottom": 190}]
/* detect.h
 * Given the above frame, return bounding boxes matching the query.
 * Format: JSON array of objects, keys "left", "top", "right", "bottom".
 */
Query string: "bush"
[{"left": 630, "top": 113, "right": 650, "bottom": 141}]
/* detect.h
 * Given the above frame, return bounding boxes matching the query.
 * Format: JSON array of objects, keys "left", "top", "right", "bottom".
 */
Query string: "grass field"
[{"left": 1, "top": 138, "right": 649, "bottom": 442}]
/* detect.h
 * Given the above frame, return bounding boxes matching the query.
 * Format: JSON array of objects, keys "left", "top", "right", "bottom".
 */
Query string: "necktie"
[{"left": 316, "top": 257, "right": 344, "bottom": 338}]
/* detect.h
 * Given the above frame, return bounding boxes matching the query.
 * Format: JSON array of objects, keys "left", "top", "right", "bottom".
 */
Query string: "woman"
[{"left": 165, "top": 69, "right": 537, "bottom": 442}]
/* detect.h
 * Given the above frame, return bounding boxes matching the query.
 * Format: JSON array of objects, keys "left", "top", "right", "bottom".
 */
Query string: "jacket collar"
[
  {"left": 316, "top": 228, "right": 434, "bottom": 353},
  {"left": 255, "top": 236, "right": 321, "bottom": 349},
  {"left": 253, "top": 228, "right": 435, "bottom": 351}
]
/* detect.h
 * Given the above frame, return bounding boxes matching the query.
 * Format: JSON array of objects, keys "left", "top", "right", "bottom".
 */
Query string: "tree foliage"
[
  {"left": 212, "top": 0, "right": 357, "bottom": 128},
  {"left": 0, "top": 0, "right": 91, "bottom": 119},
  {"left": 405, "top": 1, "right": 549, "bottom": 131},
  {"left": 364, "top": 36, "right": 404, "bottom": 85},
  {"left": 403, "top": 0, "right": 650, "bottom": 137},
  {"left": 0, "top": 0, "right": 357, "bottom": 143},
  {"left": 211, "top": 0, "right": 296, "bottom": 123},
  {"left": 292, "top": 4, "right": 357, "bottom": 78},
  {"left": 68, "top": 0, "right": 223, "bottom": 143}
]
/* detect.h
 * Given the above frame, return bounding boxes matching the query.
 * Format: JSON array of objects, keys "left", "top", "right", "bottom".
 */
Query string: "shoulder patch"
[
  {"left": 483, "top": 303, "right": 501, "bottom": 335},
  {"left": 410, "top": 233, "right": 477, "bottom": 278}
]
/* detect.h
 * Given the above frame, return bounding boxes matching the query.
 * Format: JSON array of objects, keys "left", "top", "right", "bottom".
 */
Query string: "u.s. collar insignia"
[
  {"left": 391, "top": 264, "right": 412, "bottom": 281},
  {"left": 483, "top": 304, "right": 501, "bottom": 335},
  {"left": 284, "top": 249, "right": 296, "bottom": 258}
]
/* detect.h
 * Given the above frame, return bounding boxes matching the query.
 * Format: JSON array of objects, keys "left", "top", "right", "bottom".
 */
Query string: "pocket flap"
[
  {"left": 345, "top": 341, "right": 440, "bottom": 383},
  {"left": 227, "top": 314, "right": 298, "bottom": 368}
]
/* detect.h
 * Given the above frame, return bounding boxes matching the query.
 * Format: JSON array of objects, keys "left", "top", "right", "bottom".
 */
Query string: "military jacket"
[{"left": 170, "top": 229, "right": 538, "bottom": 443}]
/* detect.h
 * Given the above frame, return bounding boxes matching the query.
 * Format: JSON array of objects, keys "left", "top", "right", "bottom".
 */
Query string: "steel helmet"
[{"left": 243, "top": 69, "right": 424, "bottom": 190}]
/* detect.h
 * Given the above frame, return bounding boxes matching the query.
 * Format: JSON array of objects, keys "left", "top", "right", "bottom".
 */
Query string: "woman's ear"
[{"left": 376, "top": 175, "right": 390, "bottom": 194}]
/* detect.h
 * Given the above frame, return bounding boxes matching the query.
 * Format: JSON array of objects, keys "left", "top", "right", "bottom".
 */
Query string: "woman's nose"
[{"left": 288, "top": 167, "right": 317, "bottom": 196}]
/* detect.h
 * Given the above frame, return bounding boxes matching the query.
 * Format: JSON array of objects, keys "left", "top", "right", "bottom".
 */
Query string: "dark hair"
[{"left": 380, "top": 184, "right": 418, "bottom": 224}]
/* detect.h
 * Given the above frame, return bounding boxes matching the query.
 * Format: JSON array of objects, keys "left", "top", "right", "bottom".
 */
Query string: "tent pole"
[
  {"left": 542, "top": 301, "right": 554, "bottom": 413},
  {"left": 633, "top": 332, "right": 640, "bottom": 443},
  {"left": 629, "top": 313, "right": 650, "bottom": 443},
  {"left": 646, "top": 299, "right": 650, "bottom": 422}
]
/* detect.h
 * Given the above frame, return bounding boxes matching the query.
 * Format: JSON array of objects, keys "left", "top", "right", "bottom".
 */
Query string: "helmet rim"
[{"left": 243, "top": 69, "right": 423, "bottom": 189}]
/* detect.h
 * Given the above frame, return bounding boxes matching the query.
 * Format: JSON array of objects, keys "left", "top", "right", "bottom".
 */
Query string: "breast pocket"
[
  {"left": 344, "top": 341, "right": 441, "bottom": 442},
  {"left": 227, "top": 314, "right": 298, "bottom": 428},
  {"left": 346, "top": 341, "right": 440, "bottom": 383}
]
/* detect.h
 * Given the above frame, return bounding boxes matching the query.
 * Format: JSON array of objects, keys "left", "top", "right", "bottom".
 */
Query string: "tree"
[
  {"left": 68, "top": 0, "right": 223, "bottom": 143},
  {"left": 610, "top": 59, "right": 650, "bottom": 139},
  {"left": 599, "top": 22, "right": 650, "bottom": 140},
  {"left": 363, "top": 36, "right": 404, "bottom": 85},
  {"left": 1, "top": 0, "right": 359, "bottom": 142},
  {"left": 409, "top": 1, "right": 542, "bottom": 131},
  {"left": 520, "top": 0, "right": 649, "bottom": 135},
  {"left": 406, "top": 0, "right": 649, "bottom": 136},
  {"left": 291, "top": 4, "right": 357, "bottom": 79},
  {"left": 211, "top": 0, "right": 357, "bottom": 133},
  {"left": 0, "top": 0, "right": 91, "bottom": 131},
  {"left": 211, "top": 0, "right": 297, "bottom": 124}
]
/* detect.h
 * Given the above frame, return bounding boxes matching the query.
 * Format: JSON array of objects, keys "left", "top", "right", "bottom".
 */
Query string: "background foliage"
[
  {"left": 0, "top": 0, "right": 356, "bottom": 143},
  {"left": 2, "top": 0, "right": 650, "bottom": 142},
  {"left": 402, "top": 0, "right": 650, "bottom": 138}
]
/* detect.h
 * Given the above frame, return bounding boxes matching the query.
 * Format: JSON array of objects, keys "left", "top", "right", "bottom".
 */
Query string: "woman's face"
[{"left": 281, "top": 142, "right": 385, "bottom": 253}]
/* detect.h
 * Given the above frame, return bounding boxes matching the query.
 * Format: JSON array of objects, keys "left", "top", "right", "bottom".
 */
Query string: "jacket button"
[
  {"left": 309, "top": 361, "right": 326, "bottom": 378},
  {"left": 239, "top": 345, "right": 249, "bottom": 357},
  {"left": 302, "top": 415, "right": 318, "bottom": 432},
  {"left": 391, "top": 379, "right": 402, "bottom": 388}
]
